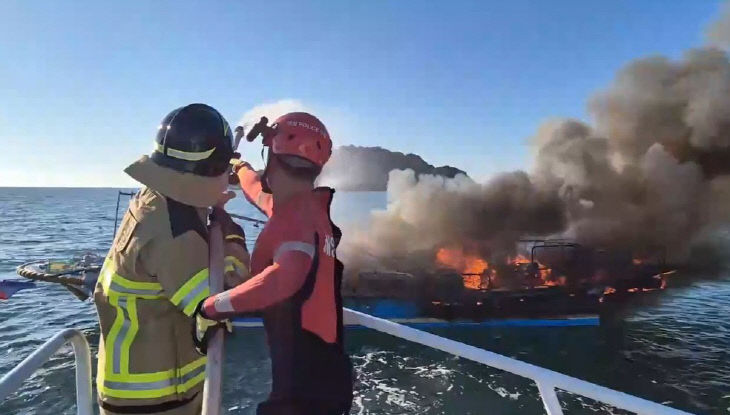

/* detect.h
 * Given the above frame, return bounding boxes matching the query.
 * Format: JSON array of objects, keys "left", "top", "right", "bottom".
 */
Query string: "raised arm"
[{"left": 235, "top": 164, "right": 273, "bottom": 218}]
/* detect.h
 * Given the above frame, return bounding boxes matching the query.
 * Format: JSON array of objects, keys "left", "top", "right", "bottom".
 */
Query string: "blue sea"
[{"left": 1, "top": 187, "right": 729, "bottom": 414}]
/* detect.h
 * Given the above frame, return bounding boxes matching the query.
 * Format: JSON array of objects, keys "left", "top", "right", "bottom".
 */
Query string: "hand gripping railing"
[
  {"left": 0, "top": 328, "right": 93, "bottom": 415},
  {"left": 344, "top": 308, "right": 693, "bottom": 415}
]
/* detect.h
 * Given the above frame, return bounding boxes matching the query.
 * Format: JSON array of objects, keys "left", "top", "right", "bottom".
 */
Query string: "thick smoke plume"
[
  {"left": 340, "top": 19, "right": 730, "bottom": 277},
  {"left": 340, "top": 170, "right": 566, "bottom": 274}
]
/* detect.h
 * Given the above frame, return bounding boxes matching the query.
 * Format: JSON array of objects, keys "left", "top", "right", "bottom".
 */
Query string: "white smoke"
[{"left": 238, "top": 99, "right": 308, "bottom": 129}]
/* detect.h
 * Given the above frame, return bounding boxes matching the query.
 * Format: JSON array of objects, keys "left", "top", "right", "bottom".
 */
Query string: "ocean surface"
[{"left": 0, "top": 187, "right": 729, "bottom": 414}]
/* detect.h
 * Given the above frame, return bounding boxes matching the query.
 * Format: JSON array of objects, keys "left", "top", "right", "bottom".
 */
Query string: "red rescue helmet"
[{"left": 268, "top": 112, "right": 332, "bottom": 168}]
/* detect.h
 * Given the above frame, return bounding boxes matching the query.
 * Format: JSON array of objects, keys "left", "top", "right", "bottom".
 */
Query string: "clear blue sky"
[{"left": 0, "top": 0, "right": 722, "bottom": 187}]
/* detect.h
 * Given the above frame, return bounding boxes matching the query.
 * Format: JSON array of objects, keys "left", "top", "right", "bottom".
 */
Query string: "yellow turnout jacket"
[{"left": 94, "top": 187, "right": 210, "bottom": 412}]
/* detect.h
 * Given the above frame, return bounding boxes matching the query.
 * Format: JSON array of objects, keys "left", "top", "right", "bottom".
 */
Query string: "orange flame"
[
  {"left": 436, "top": 247, "right": 489, "bottom": 275},
  {"left": 435, "top": 247, "right": 564, "bottom": 289},
  {"left": 462, "top": 275, "right": 482, "bottom": 290},
  {"left": 436, "top": 246, "right": 489, "bottom": 289},
  {"left": 509, "top": 254, "right": 558, "bottom": 286}
]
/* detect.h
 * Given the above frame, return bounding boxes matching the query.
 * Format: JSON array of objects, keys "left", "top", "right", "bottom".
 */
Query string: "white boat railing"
[
  {"left": 0, "top": 313, "right": 695, "bottom": 415},
  {"left": 0, "top": 328, "right": 93, "bottom": 415},
  {"left": 343, "top": 308, "right": 694, "bottom": 415}
]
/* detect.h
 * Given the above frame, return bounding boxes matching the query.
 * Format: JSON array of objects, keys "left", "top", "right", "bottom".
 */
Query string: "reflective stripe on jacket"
[{"left": 94, "top": 187, "right": 210, "bottom": 412}]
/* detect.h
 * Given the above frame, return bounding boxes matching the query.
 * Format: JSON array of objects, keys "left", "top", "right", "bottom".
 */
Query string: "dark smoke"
[
  {"left": 339, "top": 11, "right": 730, "bottom": 278},
  {"left": 339, "top": 169, "right": 566, "bottom": 275}
]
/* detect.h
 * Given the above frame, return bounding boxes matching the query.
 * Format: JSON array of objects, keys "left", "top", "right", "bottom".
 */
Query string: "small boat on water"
[{"left": 15, "top": 254, "right": 102, "bottom": 300}]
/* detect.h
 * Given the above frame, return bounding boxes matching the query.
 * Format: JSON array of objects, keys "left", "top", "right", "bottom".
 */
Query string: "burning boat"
[{"left": 345, "top": 239, "right": 675, "bottom": 323}]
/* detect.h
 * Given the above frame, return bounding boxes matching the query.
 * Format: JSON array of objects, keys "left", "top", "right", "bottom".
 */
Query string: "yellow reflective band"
[
  {"left": 119, "top": 297, "right": 138, "bottom": 375},
  {"left": 225, "top": 256, "right": 246, "bottom": 270},
  {"left": 102, "top": 382, "right": 177, "bottom": 400},
  {"left": 96, "top": 336, "right": 105, "bottom": 392},
  {"left": 224, "top": 256, "right": 248, "bottom": 277},
  {"left": 112, "top": 272, "right": 163, "bottom": 292},
  {"left": 224, "top": 256, "right": 250, "bottom": 282},
  {"left": 225, "top": 234, "right": 245, "bottom": 242},
  {"left": 99, "top": 258, "right": 114, "bottom": 293},
  {"left": 184, "top": 286, "right": 210, "bottom": 316},
  {"left": 179, "top": 371, "right": 206, "bottom": 393},
  {"left": 170, "top": 268, "right": 208, "bottom": 304},
  {"left": 178, "top": 357, "right": 207, "bottom": 393},
  {"left": 100, "top": 259, "right": 163, "bottom": 299},
  {"left": 103, "top": 365, "right": 177, "bottom": 382},
  {"left": 155, "top": 142, "right": 216, "bottom": 161},
  {"left": 101, "top": 357, "right": 207, "bottom": 399},
  {"left": 170, "top": 268, "right": 210, "bottom": 316},
  {"left": 180, "top": 356, "right": 207, "bottom": 375},
  {"left": 105, "top": 295, "right": 125, "bottom": 375}
]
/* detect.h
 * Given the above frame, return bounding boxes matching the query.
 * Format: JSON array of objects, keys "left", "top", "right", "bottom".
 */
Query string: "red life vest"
[{"left": 250, "top": 187, "right": 352, "bottom": 403}]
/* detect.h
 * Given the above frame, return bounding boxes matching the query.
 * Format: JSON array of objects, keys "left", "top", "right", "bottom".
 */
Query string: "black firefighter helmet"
[{"left": 151, "top": 103, "right": 234, "bottom": 177}]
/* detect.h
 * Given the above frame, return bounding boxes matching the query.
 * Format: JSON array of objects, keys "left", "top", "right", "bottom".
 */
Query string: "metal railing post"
[
  {"left": 536, "top": 381, "right": 563, "bottom": 415},
  {"left": 67, "top": 331, "right": 93, "bottom": 415},
  {"left": 343, "top": 308, "right": 693, "bottom": 415},
  {"left": 0, "top": 329, "right": 93, "bottom": 415}
]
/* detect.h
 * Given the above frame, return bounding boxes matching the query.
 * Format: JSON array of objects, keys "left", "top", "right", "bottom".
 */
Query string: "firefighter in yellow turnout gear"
[{"left": 94, "top": 103, "right": 249, "bottom": 415}]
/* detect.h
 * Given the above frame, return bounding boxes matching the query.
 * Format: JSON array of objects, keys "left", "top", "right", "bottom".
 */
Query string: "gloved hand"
[
  {"left": 192, "top": 300, "right": 232, "bottom": 355},
  {"left": 229, "top": 158, "right": 252, "bottom": 174},
  {"left": 228, "top": 154, "right": 244, "bottom": 185}
]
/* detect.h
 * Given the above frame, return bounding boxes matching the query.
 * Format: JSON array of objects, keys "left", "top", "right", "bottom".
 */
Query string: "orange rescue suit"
[{"left": 203, "top": 166, "right": 353, "bottom": 409}]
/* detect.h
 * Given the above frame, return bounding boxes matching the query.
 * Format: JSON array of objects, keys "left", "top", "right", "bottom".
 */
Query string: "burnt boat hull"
[{"left": 232, "top": 297, "right": 600, "bottom": 328}]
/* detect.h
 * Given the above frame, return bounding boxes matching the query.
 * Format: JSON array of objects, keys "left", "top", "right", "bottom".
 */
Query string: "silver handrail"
[
  {"left": 0, "top": 314, "right": 697, "bottom": 415},
  {"left": 0, "top": 328, "right": 93, "bottom": 415},
  {"left": 343, "top": 308, "right": 694, "bottom": 415}
]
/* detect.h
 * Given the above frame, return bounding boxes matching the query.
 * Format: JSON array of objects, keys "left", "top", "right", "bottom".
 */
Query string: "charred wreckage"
[{"left": 345, "top": 239, "right": 674, "bottom": 321}]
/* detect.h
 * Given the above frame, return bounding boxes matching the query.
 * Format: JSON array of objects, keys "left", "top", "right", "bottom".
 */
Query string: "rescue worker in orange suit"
[
  {"left": 194, "top": 112, "right": 354, "bottom": 415},
  {"left": 94, "top": 103, "right": 250, "bottom": 415}
]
